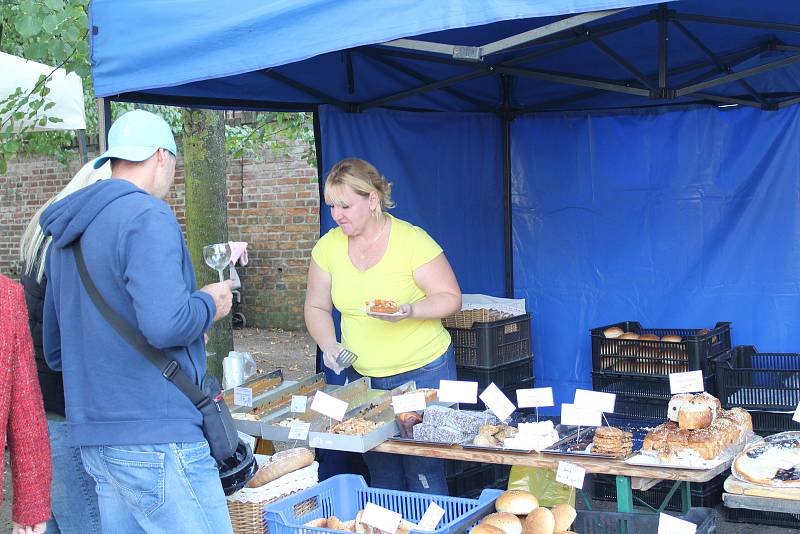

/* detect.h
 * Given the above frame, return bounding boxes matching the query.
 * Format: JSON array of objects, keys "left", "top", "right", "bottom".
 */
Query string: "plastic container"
[
  {"left": 591, "top": 372, "right": 717, "bottom": 401},
  {"left": 747, "top": 409, "right": 800, "bottom": 436},
  {"left": 725, "top": 507, "right": 800, "bottom": 528},
  {"left": 715, "top": 345, "right": 800, "bottom": 411},
  {"left": 447, "top": 464, "right": 510, "bottom": 499},
  {"left": 613, "top": 395, "right": 670, "bottom": 420},
  {"left": 264, "top": 474, "right": 502, "bottom": 534},
  {"left": 591, "top": 321, "right": 731, "bottom": 376},
  {"left": 591, "top": 473, "right": 725, "bottom": 512},
  {"left": 456, "top": 357, "right": 533, "bottom": 390},
  {"left": 573, "top": 507, "right": 715, "bottom": 534},
  {"left": 446, "top": 313, "right": 532, "bottom": 368}
]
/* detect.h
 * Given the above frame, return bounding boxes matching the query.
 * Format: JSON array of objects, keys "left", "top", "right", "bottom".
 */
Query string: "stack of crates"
[
  {"left": 443, "top": 310, "right": 533, "bottom": 497},
  {"left": 590, "top": 321, "right": 731, "bottom": 420}
]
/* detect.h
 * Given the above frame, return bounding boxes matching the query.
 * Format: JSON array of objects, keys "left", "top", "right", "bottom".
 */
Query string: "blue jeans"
[
  {"left": 80, "top": 441, "right": 233, "bottom": 534},
  {"left": 346, "top": 346, "right": 456, "bottom": 495},
  {"left": 46, "top": 420, "right": 102, "bottom": 534}
]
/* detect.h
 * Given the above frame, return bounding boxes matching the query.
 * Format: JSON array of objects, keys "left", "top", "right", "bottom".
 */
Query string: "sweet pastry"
[
  {"left": 734, "top": 432, "right": 800, "bottom": 487},
  {"left": 366, "top": 299, "right": 398, "bottom": 313},
  {"left": 332, "top": 417, "right": 378, "bottom": 436},
  {"left": 396, "top": 411, "right": 422, "bottom": 438},
  {"left": 592, "top": 426, "right": 633, "bottom": 457},
  {"left": 495, "top": 489, "right": 539, "bottom": 515}
]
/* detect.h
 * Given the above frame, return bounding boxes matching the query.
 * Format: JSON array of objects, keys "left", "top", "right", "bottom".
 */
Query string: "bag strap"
[{"left": 73, "top": 241, "right": 210, "bottom": 409}]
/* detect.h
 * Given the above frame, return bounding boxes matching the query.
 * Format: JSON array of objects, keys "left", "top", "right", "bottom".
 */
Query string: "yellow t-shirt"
[{"left": 311, "top": 215, "right": 452, "bottom": 377}]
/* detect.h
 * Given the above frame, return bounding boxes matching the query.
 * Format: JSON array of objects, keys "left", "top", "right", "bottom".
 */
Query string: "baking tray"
[
  {"left": 542, "top": 418, "right": 660, "bottom": 459},
  {"left": 307, "top": 381, "right": 418, "bottom": 452},
  {"left": 223, "top": 369, "right": 287, "bottom": 406},
  {"left": 387, "top": 409, "right": 499, "bottom": 447}
]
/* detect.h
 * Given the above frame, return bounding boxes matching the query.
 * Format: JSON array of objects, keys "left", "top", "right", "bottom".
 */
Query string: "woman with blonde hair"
[
  {"left": 19, "top": 158, "right": 110, "bottom": 534},
  {"left": 305, "top": 158, "right": 461, "bottom": 494}
]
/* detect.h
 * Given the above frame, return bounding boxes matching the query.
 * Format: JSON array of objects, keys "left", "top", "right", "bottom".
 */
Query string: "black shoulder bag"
[{"left": 73, "top": 241, "right": 241, "bottom": 464}]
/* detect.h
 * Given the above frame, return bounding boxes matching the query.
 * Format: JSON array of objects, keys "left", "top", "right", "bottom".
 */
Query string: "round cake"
[{"left": 733, "top": 432, "right": 800, "bottom": 487}]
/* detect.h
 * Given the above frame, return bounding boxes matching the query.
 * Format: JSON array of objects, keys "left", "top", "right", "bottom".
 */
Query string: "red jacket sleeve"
[{"left": 7, "top": 282, "right": 51, "bottom": 525}]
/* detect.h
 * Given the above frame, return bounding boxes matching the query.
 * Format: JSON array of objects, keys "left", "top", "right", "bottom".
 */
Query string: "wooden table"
[
  {"left": 723, "top": 475, "right": 800, "bottom": 516},
  {"left": 373, "top": 440, "right": 732, "bottom": 513}
]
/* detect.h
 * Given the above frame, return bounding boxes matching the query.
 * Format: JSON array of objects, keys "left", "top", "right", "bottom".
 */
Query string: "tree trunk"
[{"left": 182, "top": 108, "right": 231, "bottom": 382}]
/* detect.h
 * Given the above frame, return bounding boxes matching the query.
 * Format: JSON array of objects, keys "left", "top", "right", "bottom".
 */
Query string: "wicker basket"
[
  {"left": 227, "top": 460, "right": 319, "bottom": 534},
  {"left": 442, "top": 308, "right": 513, "bottom": 329}
]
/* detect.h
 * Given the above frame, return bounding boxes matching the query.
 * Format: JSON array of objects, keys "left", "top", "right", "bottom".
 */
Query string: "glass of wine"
[{"left": 203, "top": 243, "right": 232, "bottom": 283}]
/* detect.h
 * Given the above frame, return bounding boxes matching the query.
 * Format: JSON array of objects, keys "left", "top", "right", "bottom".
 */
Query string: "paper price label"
[
  {"left": 669, "top": 370, "right": 705, "bottom": 394},
  {"left": 310, "top": 391, "right": 348, "bottom": 421},
  {"left": 416, "top": 502, "right": 445, "bottom": 531},
  {"left": 479, "top": 383, "right": 516, "bottom": 422},
  {"left": 438, "top": 380, "right": 478, "bottom": 404},
  {"left": 288, "top": 421, "right": 311, "bottom": 441},
  {"left": 793, "top": 400, "right": 800, "bottom": 424},
  {"left": 657, "top": 512, "right": 697, "bottom": 534},
  {"left": 234, "top": 387, "right": 253, "bottom": 407},
  {"left": 560, "top": 403, "right": 602, "bottom": 427},
  {"left": 291, "top": 395, "right": 308, "bottom": 413},
  {"left": 237, "top": 431, "right": 257, "bottom": 451},
  {"left": 556, "top": 461, "right": 586, "bottom": 489},
  {"left": 516, "top": 387, "right": 554, "bottom": 408},
  {"left": 392, "top": 392, "right": 427, "bottom": 414},
  {"left": 574, "top": 389, "right": 616, "bottom": 413},
  {"left": 361, "top": 502, "right": 402, "bottom": 534}
]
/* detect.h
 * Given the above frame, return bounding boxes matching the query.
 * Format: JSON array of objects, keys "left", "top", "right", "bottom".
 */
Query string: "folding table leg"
[
  {"left": 681, "top": 481, "right": 691, "bottom": 514},
  {"left": 616, "top": 475, "right": 634, "bottom": 513}
]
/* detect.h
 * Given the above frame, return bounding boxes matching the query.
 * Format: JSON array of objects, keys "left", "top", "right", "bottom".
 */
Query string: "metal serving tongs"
[{"left": 336, "top": 348, "right": 358, "bottom": 367}]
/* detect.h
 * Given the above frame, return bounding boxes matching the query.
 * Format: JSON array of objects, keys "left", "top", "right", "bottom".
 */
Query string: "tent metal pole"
[
  {"left": 672, "top": 13, "right": 800, "bottom": 34},
  {"left": 501, "top": 75, "right": 514, "bottom": 299},
  {"left": 777, "top": 94, "right": 800, "bottom": 109},
  {"left": 676, "top": 45, "right": 769, "bottom": 88},
  {"left": 261, "top": 69, "right": 349, "bottom": 110},
  {"left": 587, "top": 35, "right": 658, "bottom": 92},
  {"left": 675, "top": 54, "right": 800, "bottom": 97},
  {"left": 512, "top": 90, "right": 605, "bottom": 116},
  {"left": 360, "top": 69, "right": 491, "bottom": 110},
  {"left": 776, "top": 44, "right": 800, "bottom": 53},
  {"left": 346, "top": 52, "right": 355, "bottom": 95},
  {"left": 658, "top": 4, "right": 668, "bottom": 92},
  {"left": 688, "top": 92, "right": 764, "bottom": 109},
  {"left": 496, "top": 66, "right": 650, "bottom": 97},
  {"left": 97, "top": 98, "right": 111, "bottom": 153},
  {"left": 312, "top": 108, "right": 325, "bottom": 374}
]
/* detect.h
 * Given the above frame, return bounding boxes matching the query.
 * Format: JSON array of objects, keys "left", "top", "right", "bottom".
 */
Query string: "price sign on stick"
[
  {"left": 657, "top": 513, "right": 697, "bottom": 534},
  {"left": 479, "top": 383, "right": 516, "bottom": 421},
  {"left": 556, "top": 461, "right": 586, "bottom": 489},
  {"left": 288, "top": 421, "right": 311, "bottom": 441},
  {"left": 310, "top": 391, "right": 348, "bottom": 421},
  {"left": 361, "top": 503, "right": 402, "bottom": 534},
  {"left": 416, "top": 503, "right": 446, "bottom": 531},
  {"left": 438, "top": 380, "right": 478, "bottom": 404},
  {"left": 517, "top": 387, "right": 554, "bottom": 408},
  {"left": 574, "top": 389, "right": 616, "bottom": 413},
  {"left": 233, "top": 387, "right": 253, "bottom": 407},
  {"left": 392, "top": 392, "right": 427, "bottom": 414},
  {"left": 291, "top": 395, "right": 307, "bottom": 413},
  {"left": 560, "top": 403, "right": 602, "bottom": 427},
  {"left": 669, "top": 370, "right": 705, "bottom": 394}
]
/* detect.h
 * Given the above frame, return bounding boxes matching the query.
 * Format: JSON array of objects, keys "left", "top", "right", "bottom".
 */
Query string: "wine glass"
[{"left": 203, "top": 243, "right": 232, "bottom": 283}]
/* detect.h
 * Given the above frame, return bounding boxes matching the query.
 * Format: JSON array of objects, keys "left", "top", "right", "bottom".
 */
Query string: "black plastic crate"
[
  {"left": 443, "top": 459, "right": 484, "bottom": 478},
  {"left": 592, "top": 473, "right": 725, "bottom": 512},
  {"left": 446, "top": 313, "right": 532, "bottom": 368},
  {"left": 592, "top": 371, "right": 717, "bottom": 401},
  {"left": 591, "top": 321, "right": 731, "bottom": 377},
  {"left": 748, "top": 409, "right": 800, "bottom": 436},
  {"left": 447, "top": 464, "right": 510, "bottom": 499},
  {"left": 614, "top": 395, "right": 669, "bottom": 420},
  {"left": 715, "top": 345, "right": 800, "bottom": 411},
  {"left": 574, "top": 507, "right": 715, "bottom": 534},
  {"left": 456, "top": 357, "right": 533, "bottom": 390},
  {"left": 725, "top": 507, "right": 800, "bottom": 528}
]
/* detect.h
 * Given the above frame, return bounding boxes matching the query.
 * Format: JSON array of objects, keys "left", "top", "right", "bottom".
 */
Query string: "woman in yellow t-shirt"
[{"left": 305, "top": 158, "right": 461, "bottom": 494}]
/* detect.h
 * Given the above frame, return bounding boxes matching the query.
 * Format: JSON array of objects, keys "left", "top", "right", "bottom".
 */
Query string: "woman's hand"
[
  {"left": 372, "top": 303, "right": 413, "bottom": 322},
  {"left": 12, "top": 522, "right": 46, "bottom": 534}
]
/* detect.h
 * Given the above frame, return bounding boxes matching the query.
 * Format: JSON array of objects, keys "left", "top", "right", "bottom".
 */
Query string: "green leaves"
[{"left": 15, "top": 15, "right": 39, "bottom": 38}]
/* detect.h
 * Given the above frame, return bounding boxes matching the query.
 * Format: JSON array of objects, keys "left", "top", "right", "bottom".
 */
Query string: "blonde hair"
[
  {"left": 19, "top": 160, "right": 112, "bottom": 282},
  {"left": 323, "top": 158, "right": 395, "bottom": 216}
]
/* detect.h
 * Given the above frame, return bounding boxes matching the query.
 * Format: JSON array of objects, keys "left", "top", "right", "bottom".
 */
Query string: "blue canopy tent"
[{"left": 91, "top": 0, "right": 800, "bottom": 412}]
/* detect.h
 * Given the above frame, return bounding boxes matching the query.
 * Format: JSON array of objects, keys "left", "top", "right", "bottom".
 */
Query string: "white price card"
[
  {"left": 556, "top": 461, "right": 586, "bottom": 489},
  {"left": 657, "top": 512, "right": 697, "bottom": 534},
  {"left": 574, "top": 389, "right": 616, "bottom": 413},
  {"left": 416, "top": 502, "right": 446, "bottom": 531},
  {"left": 291, "top": 395, "right": 308, "bottom": 413},
  {"left": 793, "top": 400, "right": 800, "bottom": 424},
  {"left": 516, "top": 387, "right": 554, "bottom": 408},
  {"left": 237, "top": 431, "right": 257, "bottom": 451},
  {"left": 479, "top": 383, "right": 516, "bottom": 422},
  {"left": 310, "top": 391, "right": 348, "bottom": 421},
  {"left": 234, "top": 387, "right": 253, "bottom": 407},
  {"left": 560, "top": 403, "right": 602, "bottom": 427},
  {"left": 360, "top": 502, "right": 402, "bottom": 534},
  {"left": 288, "top": 421, "right": 311, "bottom": 441},
  {"left": 669, "top": 370, "right": 705, "bottom": 394},
  {"left": 392, "top": 392, "right": 427, "bottom": 414},
  {"left": 438, "top": 380, "right": 478, "bottom": 404}
]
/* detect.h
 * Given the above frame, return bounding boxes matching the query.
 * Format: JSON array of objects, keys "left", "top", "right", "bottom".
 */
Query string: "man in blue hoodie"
[{"left": 41, "top": 110, "right": 235, "bottom": 533}]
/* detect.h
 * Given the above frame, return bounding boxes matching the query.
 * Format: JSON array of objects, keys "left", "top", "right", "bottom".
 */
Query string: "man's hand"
[
  {"left": 200, "top": 280, "right": 234, "bottom": 321},
  {"left": 12, "top": 522, "right": 46, "bottom": 534}
]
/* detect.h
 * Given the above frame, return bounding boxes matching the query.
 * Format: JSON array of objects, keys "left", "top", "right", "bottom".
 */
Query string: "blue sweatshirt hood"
[{"left": 41, "top": 179, "right": 146, "bottom": 248}]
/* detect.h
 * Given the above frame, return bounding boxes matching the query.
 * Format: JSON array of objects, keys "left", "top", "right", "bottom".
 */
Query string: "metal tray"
[
  {"left": 542, "top": 418, "right": 659, "bottom": 459},
  {"left": 387, "top": 409, "right": 499, "bottom": 447},
  {"left": 223, "top": 369, "right": 286, "bottom": 406}
]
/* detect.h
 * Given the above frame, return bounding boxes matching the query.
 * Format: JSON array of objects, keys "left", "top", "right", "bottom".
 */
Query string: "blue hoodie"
[{"left": 41, "top": 178, "right": 216, "bottom": 446}]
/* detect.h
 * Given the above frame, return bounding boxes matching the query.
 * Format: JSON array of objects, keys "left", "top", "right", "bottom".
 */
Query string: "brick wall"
[{"left": 0, "top": 143, "right": 319, "bottom": 330}]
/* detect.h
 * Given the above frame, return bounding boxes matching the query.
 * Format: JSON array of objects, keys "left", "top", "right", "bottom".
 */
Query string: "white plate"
[
  {"left": 624, "top": 452, "right": 727, "bottom": 470},
  {"left": 367, "top": 310, "right": 404, "bottom": 317}
]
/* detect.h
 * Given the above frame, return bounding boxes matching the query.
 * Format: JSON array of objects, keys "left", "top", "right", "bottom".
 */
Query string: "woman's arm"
[
  {"left": 406, "top": 253, "right": 461, "bottom": 320},
  {"left": 303, "top": 259, "right": 338, "bottom": 350}
]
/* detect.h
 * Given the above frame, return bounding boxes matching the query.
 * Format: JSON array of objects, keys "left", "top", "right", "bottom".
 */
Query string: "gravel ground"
[{"left": 2, "top": 327, "right": 796, "bottom": 533}]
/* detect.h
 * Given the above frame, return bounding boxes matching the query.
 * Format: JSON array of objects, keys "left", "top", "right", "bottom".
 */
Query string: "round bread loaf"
[
  {"left": 304, "top": 518, "right": 328, "bottom": 528},
  {"left": 523, "top": 508, "right": 555, "bottom": 534},
  {"left": 639, "top": 333, "right": 660, "bottom": 341},
  {"left": 661, "top": 334, "right": 683, "bottom": 343},
  {"left": 551, "top": 504, "right": 576, "bottom": 532},
  {"left": 496, "top": 490, "right": 539, "bottom": 516},
  {"left": 619, "top": 332, "right": 639, "bottom": 340},
  {"left": 481, "top": 513, "right": 522, "bottom": 534},
  {"left": 470, "top": 524, "right": 506, "bottom": 534},
  {"left": 678, "top": 403, "right": 713, "bottom": 430},
  {"left": 667, "top": 394, "right": 693, "bottom": 422},
  {"left": 603, "top": 326, "right": 624, "bottom": 338}
]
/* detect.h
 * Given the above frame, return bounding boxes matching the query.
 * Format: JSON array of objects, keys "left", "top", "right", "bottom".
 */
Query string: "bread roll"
[
  {"left": 396, "top": 412, "right": 423, "bottom": 438},
  {"left": 523, "top": 507, "right": 555, "bottom": 534},
  {"left": 247, "top": 447, "right": 314, "bottom": 488},
  {"left": 667, "top": 394, "right": 693, "bottom": 422},
  {"left": 677, "top": 404, "right": 712, "bottom": 430},
  {"left": 603, "top": 326, "right": 624, "bottom": 338},
  {"left": 481, "top": 513, "right": 522, "bottom": 534},
  {"left": 496, "top": 490, "right": 539, "bottom": 516},
  {"left": 305, "top": 518, "right": 328, "bottom": 528},
  {"left": 474, "top": 433, "right": 499, "bottom": 447},
  {"left": 470, "top": 524, "right": 506, "bottom": 534},
  {"left": 639, "top": 333, "right": 660, "bottom": 341},
  {"left": 327, "top": 516, "right": 348, "bottom": 531},
  {"left": 661, "top": 335, "right": 682, "bottom": 343},
  {"left": 551, "top": 504, "right": 576, "bottom": 532},
  {"left": 619, "top": 332, "right": 639, "bottom": 340}
]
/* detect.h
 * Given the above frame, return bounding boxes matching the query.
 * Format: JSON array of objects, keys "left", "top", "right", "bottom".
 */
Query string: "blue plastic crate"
[{"left": 264, "top": 475, "right": 502, "bottom": 534}]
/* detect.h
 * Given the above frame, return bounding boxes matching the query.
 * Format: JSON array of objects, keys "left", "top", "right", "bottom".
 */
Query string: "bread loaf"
[
  {"left": 495, "top": 490, "right": 539, "bottom": 515},
  {"left": 551, "top": 504, "right": 576, "bottom": 532},
  {"left": 603, "top": 326, "right": 624, "bottom": 338},
  {"left": 480, "top": 513, "right": 522, "bottom": 534},
  {"left": 523, "top": 507, "right": 554, "bottom": 534},
  {"left": 246, "top": 447, "right": 314, "bottom": 488},
  {"left": 305, "top": 518, "right": 328, "bottom": 528},
  {"left": 470, "top": 524, "right": 506, "bottom": 534}
]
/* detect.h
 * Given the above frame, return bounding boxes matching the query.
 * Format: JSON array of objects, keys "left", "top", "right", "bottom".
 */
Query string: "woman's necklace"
[{"left": 354, "top": 218, "right": 387, "bottom": 260}]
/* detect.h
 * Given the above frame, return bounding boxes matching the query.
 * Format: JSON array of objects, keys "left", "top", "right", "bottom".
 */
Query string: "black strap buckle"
[{"left": 162, "top": 360, "right": 180, "bottom": 380}]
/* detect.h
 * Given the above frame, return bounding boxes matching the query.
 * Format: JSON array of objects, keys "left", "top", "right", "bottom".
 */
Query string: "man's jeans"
[
  {"left": 346, "top": 346, "right": 456, "bottom": 494},
  {"left": 46, "top": 420, "right": 102, "bottom": 534},
  {"left": 80, "top": 440, "right": 233, "bottom": 533}
]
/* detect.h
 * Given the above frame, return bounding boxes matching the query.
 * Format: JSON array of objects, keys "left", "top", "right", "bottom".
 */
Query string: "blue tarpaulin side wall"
[{"left": 512, "top": 105, "right": 800, "bottom": 409}]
